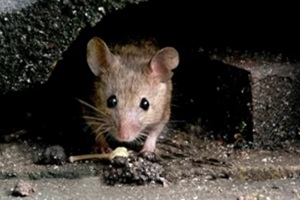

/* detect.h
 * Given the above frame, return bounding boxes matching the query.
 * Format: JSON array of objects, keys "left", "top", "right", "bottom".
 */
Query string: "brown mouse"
[{"left": 82, "top": 37, "right": 179, "bottom": 152}]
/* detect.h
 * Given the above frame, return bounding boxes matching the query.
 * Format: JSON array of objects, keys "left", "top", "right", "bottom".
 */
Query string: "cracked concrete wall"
[{"left": 0, "top": 0, "right": 147, "bottom": 93}]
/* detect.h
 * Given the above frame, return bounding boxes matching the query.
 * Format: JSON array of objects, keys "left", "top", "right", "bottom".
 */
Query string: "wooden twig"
[{"left": 69, "top": 147, "right": 129, "bottom": 163}]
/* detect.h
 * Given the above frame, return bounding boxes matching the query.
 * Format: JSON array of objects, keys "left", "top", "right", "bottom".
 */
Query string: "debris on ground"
[
  {"left": 69, "top": 147, "right": 165, "bottom": 186},
  {"left": 11, "top": 180, "right": 35, "bottom": 197},
  {"left": 37, "top": 145, "right": 67, "bottom": 165},
  {"left": 102, "top": 152, "right": 165, "bottom": 186}
]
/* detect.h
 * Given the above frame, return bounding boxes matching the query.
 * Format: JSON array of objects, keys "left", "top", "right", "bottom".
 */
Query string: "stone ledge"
[{"left": 211, "top": 50, "right": 300, "bottom": 146}]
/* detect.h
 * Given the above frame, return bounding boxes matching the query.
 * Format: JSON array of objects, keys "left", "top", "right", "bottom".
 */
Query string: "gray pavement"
[
  {"left": 1, "top": 140, "right": 300, "bottom": 200},
  {"left": 1, "top": 177, "right": 300, "bottom": 199}
]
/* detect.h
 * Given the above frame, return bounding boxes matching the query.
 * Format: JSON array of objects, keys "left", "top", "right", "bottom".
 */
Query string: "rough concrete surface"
[
  {"left": 1, "top": 178, "right": 300, "bottom": 200},
  {"left": 0, "top": 0, "right": 37, "bottom": 13},
  {"left": 213, "top": 51, "right": 300, "bottom": 146},
  {"left": 0, "top": 0, "right": 146, "bottom": 93},
  {"left": 2, "top": 130, "right": 300, "bottom": 199},
  {"left": 0, "top": 80, "right": 291, "bottom": 200}
]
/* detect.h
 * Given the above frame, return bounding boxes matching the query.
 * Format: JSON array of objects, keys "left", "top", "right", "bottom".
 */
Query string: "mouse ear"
[
  {"left": 87, "top": 37, "right": 114, "bottom": 76},
  {"left": 149, "top": 47, "right": 179, "bottom": 82}
]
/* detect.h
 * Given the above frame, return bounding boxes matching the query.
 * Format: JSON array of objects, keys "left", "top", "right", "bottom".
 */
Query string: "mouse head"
[{"left": 85, "top": 37, "right": 179, "bottom": 143}]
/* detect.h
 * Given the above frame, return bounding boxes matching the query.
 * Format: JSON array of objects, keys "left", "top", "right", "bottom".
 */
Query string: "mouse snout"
[{"left": 117, "top": 118, "right": 140, "bottom": 142}]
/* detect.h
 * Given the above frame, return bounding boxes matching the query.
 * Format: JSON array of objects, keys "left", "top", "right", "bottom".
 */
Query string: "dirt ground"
[{"left": 1, "top": 124, "right": 300, "bottom": 199}]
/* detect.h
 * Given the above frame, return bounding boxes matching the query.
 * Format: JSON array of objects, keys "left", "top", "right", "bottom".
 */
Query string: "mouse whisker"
[
  {"left": 76, "top": 98, "right": 103, "bottom": 115},
  {"left": 104, "top": 131, "right": 113, "bottom": 141},
  {"left": 104, "top": 131, "right": 115, "bottom": 144},
  {"left": 141, "top": 133, "right": 148, "bottom": 138},
  {"left": 86, "top": 118, "right": 106, "bottom": 132},
  {"left": 85, "top": 121, "right": 101, "bottom": 127},
  {"left": 82, "top": 115, "right": 107, "bottom": 123},
  {"left": 94, "top": 126, "right": 111, "bottom": 141},
  {"left": 137, "top": 132, "right": 148, "bottom": 142},
  {"left": 86, "top": 120, "right": 107, "bottom": 126},
  {"left": 95, "top": 131, "right": 105, "bottom": 141},
  {"left": 94, "top": 123, "right": 110, "bottom": 134},
  {"left": 90, "top": 124, "right": 110, "bottom": 135}
]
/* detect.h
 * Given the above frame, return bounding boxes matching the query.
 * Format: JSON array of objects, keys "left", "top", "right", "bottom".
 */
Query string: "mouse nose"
[
  {"left": 118, "top": 118, "right": 139, "bottom": 142},
  {"left": 118, "top": 121, "right": 131, "bottom": 141},
  {"left": 118, "top": 130, "right": 129, "bottom": 141}
]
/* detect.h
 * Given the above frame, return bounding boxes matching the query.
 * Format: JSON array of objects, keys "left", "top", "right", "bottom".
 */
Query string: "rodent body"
[{"left": 82, "top": 37, "right": 179, "bottom": 152}]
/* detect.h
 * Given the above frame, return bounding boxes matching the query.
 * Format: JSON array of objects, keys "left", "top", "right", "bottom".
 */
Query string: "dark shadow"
[
  {"left": 0, "top": 25, "right": 98, "bottom": 153},
  {"left": 170, "top": 50, "right": 253, "bottom": 142}
]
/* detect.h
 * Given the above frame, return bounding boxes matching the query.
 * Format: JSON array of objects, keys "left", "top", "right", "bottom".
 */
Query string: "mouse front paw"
[{"left": 139, "top": 150, "right": 157, "bottom": 162}]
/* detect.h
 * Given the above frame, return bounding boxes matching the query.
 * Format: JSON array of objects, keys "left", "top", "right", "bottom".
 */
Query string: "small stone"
[
  {"left": 12, "top": 180, "right": 35, "bottom": 197},
  {"left": 37, "top": 145, "right": 67, "bottom": 165}
]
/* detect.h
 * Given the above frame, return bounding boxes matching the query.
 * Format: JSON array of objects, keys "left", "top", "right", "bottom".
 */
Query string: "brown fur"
[{"left": 83, "top": 37, "right": 179, "bottom": 152}]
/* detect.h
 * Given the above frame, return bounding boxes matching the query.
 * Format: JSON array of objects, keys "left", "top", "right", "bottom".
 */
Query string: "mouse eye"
[
  {"left": 107, "top": 95, "right": 117, "bottom": 108},
  {"left": 140, "top": 98, "right": 149, "bottom": 111}
]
